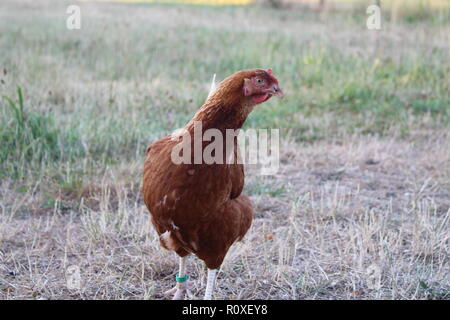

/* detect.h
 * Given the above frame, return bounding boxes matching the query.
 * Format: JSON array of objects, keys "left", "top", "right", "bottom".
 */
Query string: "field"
[{"left": 0, "top": 0, "right": 449, "bottom": 299}]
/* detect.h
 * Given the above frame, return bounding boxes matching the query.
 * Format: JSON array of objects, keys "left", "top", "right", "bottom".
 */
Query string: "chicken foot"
[{"left": 164, "top": 256, "right": 193, "bottom": 300}]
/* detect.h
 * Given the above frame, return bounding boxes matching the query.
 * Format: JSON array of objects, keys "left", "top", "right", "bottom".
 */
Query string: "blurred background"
[{"left": 0, "top": 0, "right": 448, "bottom": 300}]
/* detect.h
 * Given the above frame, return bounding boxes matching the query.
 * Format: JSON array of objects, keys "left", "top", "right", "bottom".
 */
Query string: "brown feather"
[{"left": 142, "top": 69, "right": 276, "bottom": 269}]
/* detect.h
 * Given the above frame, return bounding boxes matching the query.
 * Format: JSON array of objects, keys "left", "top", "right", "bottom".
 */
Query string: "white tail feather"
[{"left": 207, "top": 73, "right": 217, "bottom": 98}]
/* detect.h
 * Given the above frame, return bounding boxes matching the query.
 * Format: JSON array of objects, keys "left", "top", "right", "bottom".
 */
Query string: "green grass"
[
  {"left": 0, "top": 87, "right": 83, "bottom": 178},
  {"left": 0, "top": 85, "right": 147, "bottom": 179},
  {"left": 0, "top": 0, "right": 448, "bottom": 180},
  {"left": 0, "top": 0, "right": 449, "bottom": 301}
]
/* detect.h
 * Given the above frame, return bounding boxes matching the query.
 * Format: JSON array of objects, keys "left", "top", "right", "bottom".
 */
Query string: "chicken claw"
[{"left": 164, "top": 281, "right": 194, "bottom": 300}]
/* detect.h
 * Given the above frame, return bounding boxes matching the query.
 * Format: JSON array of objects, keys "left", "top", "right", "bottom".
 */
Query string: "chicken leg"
[
  {"left": 204, "top": 269, "right": 217, "bottom": 300},
  {"left": 164, "top": 256, "right": 193, "bottom": 300}
]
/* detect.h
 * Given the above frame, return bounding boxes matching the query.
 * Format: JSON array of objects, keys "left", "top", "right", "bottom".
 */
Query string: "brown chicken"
[{"left": 142, "top": 69, "right": 283, "bottom": 300}]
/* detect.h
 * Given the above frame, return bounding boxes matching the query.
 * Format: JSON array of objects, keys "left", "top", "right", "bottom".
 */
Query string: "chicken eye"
[{"left": 256, "top": 78, "right": 264, "bottom": 85}]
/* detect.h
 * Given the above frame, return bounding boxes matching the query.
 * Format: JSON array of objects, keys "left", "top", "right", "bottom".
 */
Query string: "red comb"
[{"left": 266, "top": 68, "right": 278, "bottom": 84}]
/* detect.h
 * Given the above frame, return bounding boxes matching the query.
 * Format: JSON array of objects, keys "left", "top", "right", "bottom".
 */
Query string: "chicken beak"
[{"left": 271, "top": 85, "right": 284, "bottom": 99}]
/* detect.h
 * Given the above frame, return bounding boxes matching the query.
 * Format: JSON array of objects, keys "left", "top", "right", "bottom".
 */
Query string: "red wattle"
[{"left": 252, "top": 93, "right": 270, "bottom": 104}]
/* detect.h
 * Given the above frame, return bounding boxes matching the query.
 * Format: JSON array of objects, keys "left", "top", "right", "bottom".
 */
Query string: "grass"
[
  {"left": 0, "top": 87, "right": 85, "bottom": 179},
  {"left": 0, "top": 0, "right": 449, "bottom": 299}
]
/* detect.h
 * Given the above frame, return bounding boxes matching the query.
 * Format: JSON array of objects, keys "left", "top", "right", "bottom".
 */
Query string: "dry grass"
[
  {"left": 1, "top": 130, "right": 448, "bottom": 299},
  {"left": 0, "top": 0, "right": 449, "bottom": 300}
]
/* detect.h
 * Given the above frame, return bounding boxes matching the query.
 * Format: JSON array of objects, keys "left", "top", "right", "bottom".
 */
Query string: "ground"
[{"left": 0, "top": 0, "right": 449, "bottom": 299}]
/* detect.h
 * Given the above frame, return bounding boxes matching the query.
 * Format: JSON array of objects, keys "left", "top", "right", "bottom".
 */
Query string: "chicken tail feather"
[{"left": 207, "top": 73, "right": 217, "bottom": 98}]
